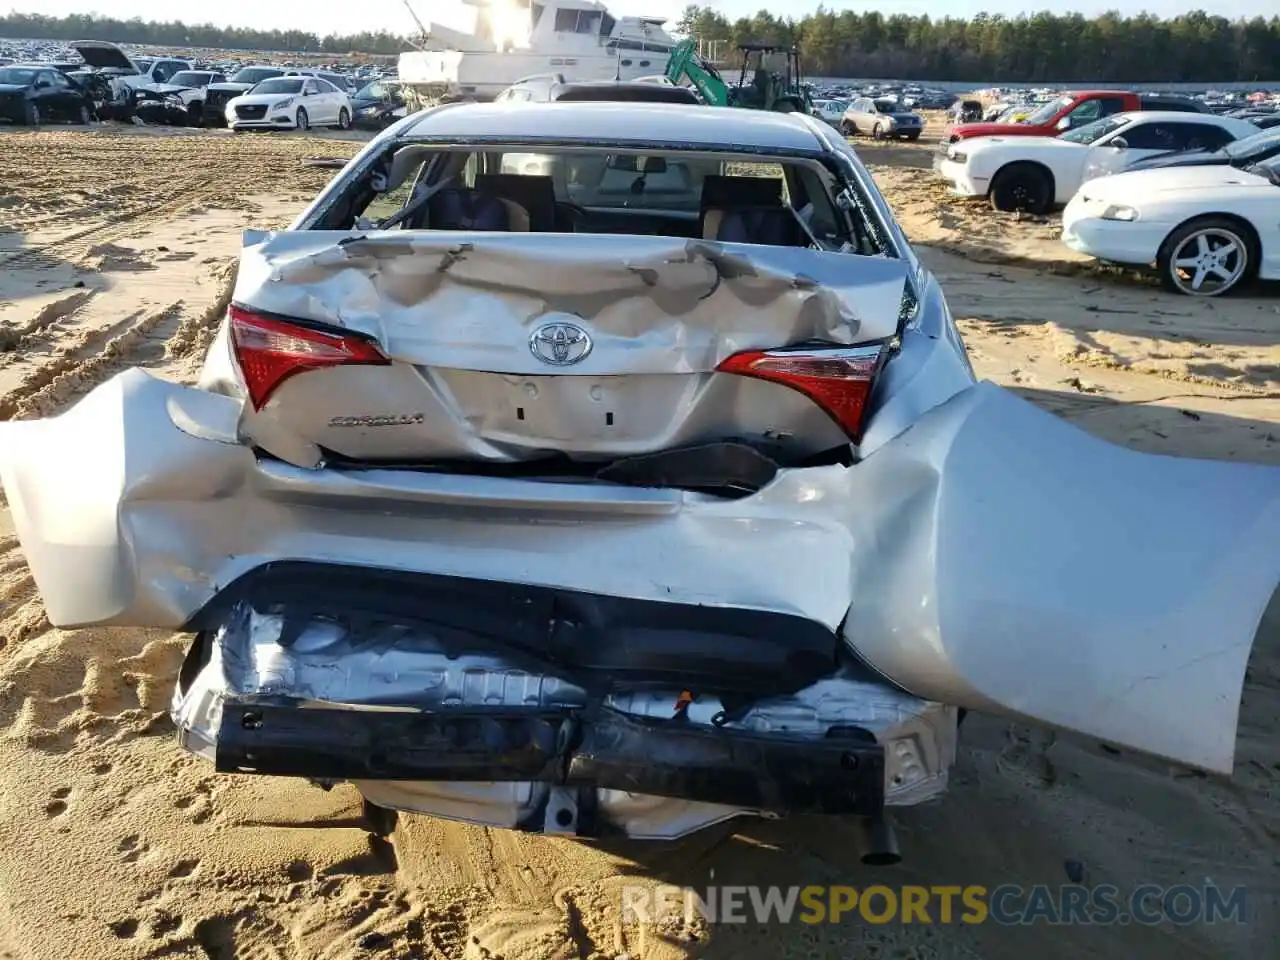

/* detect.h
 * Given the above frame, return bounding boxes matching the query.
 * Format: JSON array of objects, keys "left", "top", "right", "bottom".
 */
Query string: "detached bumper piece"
[{"left": 215, "top": 700, "right": 886, "bottom": 825}]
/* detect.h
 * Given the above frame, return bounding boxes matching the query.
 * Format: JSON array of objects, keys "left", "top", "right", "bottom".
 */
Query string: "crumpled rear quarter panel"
[{"left": 1, "top": 370, "right": 1277, "bottom": 773}]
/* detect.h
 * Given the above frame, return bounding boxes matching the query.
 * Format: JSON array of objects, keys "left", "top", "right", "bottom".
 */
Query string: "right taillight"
[
  {"left": 716, "top": 343, "right": 886, "bottom": 442},
  {"left": 228, "top": 305, "right": 389, "bottom": 411}
]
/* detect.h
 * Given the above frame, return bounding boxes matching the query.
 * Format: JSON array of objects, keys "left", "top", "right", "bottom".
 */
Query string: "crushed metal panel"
[
  {"left": 233, "top": 231, "right": 909, "bottom": 373},
  {"left": 843, "top": 382, "right": 1280, "bottom": 774},
  {"left": 3, "top": 371, "right": 1278, "bottom": 774}
]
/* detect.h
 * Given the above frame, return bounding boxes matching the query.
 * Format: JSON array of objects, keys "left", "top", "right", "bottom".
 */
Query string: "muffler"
[{"left": 857, "top": 813, "right": 901, "bottom": 866}]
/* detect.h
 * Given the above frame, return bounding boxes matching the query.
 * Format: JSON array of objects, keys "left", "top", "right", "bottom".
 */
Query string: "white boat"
[{"left": 400, "top": 0, "right": 678, "bottom": 101}]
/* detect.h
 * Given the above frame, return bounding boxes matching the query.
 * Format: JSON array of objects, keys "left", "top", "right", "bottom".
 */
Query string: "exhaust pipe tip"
[{"left": 857, "top": 814, "right": 901, "bottom": 866}]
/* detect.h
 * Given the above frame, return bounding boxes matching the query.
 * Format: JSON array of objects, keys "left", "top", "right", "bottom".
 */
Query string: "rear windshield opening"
[{"left": 316, "top": 144, "right": 879, "bottom": 255}]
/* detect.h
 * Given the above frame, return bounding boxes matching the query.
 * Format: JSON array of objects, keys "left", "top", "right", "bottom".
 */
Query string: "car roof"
[
  {"left": 1116, "top": 110, "right": 1242, "bottom": 124},
  {"left": 402, "top": 102, "right": 828, "bottom": 153},
  {"left": 551, "top": 81, "right": 698, "bottom": 104}
]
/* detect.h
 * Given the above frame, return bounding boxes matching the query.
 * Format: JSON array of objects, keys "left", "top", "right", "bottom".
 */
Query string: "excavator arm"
[{"left": 664, "top": 38, "right": 730, "bottom": 107}]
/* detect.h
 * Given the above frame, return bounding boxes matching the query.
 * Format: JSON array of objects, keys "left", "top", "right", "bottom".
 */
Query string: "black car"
[
  {"left": 1125, "top": 127, "right": 1280, "bottom": 173},
  {"left": 0, "top": 64, "right": 94, "bottom": 125},
  {"left": 550, "top": 80, "right": 699, "bottom": 104},
  {"left": 1136, "top": 94, "right": 1211, "bottom": 114},
  {"left": 349, "top": 79, "right": 407, "bottom": 128},
  {"left": 202, "top": 66, "right": 286, "bottom": 125},
  {"left": 494, "top": 76, "right": 700, "bottom": 106}
]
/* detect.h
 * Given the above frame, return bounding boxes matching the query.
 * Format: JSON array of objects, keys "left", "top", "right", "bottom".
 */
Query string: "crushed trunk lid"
[
  {"left": 221, "top": 230, "right": 910, "bottom": 469},
  {"left": 71, "top": 40, "right": 138, "bottom": 73}
]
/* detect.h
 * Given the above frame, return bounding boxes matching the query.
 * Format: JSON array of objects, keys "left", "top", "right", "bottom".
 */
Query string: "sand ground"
[{"left": 0, "top": 117, "right": 1276, "bottom": 960}]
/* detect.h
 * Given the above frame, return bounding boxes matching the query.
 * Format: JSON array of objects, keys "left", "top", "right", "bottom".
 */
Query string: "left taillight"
[
  {"left": 228, "top": 304, "right": 390, "bottom": 411},
  {"left": 715, "top": 343, "right": 886, "bottom": 443}
]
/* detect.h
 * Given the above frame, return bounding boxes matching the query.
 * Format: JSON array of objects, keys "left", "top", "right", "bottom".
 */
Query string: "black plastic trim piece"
[
  {"left": 187, "top": 562, "right": 841, "bottom": 698},
  {"left": 215, "top": 700, "right": 886, "bottom": 821}
]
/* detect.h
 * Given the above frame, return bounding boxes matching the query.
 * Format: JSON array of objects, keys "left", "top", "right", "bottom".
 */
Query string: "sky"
[{"left": 22, "top": 0, "right": 1280, "bottom": 39}]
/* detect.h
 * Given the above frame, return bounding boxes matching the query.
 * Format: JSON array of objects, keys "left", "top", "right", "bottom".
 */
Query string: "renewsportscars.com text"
[{"left": 620, "top": 883, "right": 1248, "bottom": 926}]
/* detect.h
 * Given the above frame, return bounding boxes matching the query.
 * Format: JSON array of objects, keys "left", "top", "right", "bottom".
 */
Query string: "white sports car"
[
  {"left": 937, "top": 111, "right": 1260, "bottom": 213},
  {"left": 225, "top": 75, "right": 352, "bottom": 132},
  {"left": 1062, "top": 155, "right": 1280, "bottom": 296}
]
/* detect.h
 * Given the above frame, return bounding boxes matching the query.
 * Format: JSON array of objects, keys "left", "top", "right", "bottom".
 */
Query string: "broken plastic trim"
[
  {"left": 214, "top": 700, "right": 887, "bottom": 820},
  {"left": 185, "top": 567, "right": 845, "bottom": 698},
  {"left": 312, "top": 439, "right": 849, "bottom": 499}
]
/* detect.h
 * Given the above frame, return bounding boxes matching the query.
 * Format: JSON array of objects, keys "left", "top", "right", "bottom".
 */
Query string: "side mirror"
[
  {"left": 1109, "top": 137, "right": 1128, "bottom": 150},
  {"left": 1055, "top": 116, "right": 1071, "bottom": 131}
]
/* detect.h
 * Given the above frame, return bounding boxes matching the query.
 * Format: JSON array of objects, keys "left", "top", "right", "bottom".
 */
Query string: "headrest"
[
  {"left": 428, "top": 189, "right": 526, "bottom": 231},
  {"left": 699, "top": 174, "right": 784, "bottom": 211},
  {"left": 474, "top": 173, "right": 557, "bottom": 232},
  {"left": 708, "top": 206, "right": 805, "bottom": 246}
]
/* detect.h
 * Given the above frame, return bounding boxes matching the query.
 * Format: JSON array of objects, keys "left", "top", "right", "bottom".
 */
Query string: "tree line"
[
  {"left": 0, "top": 12, "right": 409, "bottom": 56},
  {"left": 3, "top": 8, "right": 1279, "bottom": 82},
  {"left": 676, "top": 7, "right": 1280, "bottom": 83}
]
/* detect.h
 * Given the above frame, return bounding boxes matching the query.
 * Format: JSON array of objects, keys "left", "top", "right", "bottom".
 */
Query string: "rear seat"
[
  {"left": 707, "top": 207, "right": 806, "bottom": 246},
  {"left": 698, "top": 174, "right": 805, "bottom": 246},
  {"left": 475, "top": 174, "right": 559, "bottom": 232},
  {"left": 426, "top": 188, "right": 530, "bottom": 231}
]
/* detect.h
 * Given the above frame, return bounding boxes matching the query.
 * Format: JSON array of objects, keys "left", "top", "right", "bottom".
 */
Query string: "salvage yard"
[{"left": 0, "top": 121, "right": 1277, "bottom": 960}]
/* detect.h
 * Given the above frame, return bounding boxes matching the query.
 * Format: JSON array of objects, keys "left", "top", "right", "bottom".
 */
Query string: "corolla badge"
[{"left": 530, "top": 321, "right": 593, "bottom": 366}]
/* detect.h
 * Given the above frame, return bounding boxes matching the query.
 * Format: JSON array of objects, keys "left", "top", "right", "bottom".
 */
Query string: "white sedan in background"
[
  {"left": 1062, "top": 155, "right": 1280, "bottom": 296},
  {"left": 937, "top": 111, "right": 1259, "bottom": 214},
  {"left": 810, "top": 98, "right": 848, "bottom": 127},
  {"left": 225, "top": 75, "right": 352, "bottom": 132}
]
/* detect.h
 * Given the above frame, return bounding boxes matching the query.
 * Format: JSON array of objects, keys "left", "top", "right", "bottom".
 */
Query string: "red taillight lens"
[
  {"left": 228, "top": 305, "right": 389, "bottom": 411},
  {"left": 715, "top": 344, "right": 885, "bottom": 442}
]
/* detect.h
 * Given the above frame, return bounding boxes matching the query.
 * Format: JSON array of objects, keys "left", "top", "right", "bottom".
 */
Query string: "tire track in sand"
[
  {"left": 0, "top": 184, "right": 217, "bottom": 271},
  {"left": 0, "top": 301, "right": 184, "bottom": 421}
]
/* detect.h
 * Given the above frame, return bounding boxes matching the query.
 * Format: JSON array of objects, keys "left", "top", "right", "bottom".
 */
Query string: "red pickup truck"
[{"left": 941, "top": 90, "right": 1210, "bottom": 146}]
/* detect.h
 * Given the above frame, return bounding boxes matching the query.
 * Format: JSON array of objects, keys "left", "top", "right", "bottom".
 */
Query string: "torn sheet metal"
[
  {"left": 1, "top": 369, "right": 1277, "bottom": 773},
  {"left": 233, "top": 231, "right": 909, "bottom": 375}
]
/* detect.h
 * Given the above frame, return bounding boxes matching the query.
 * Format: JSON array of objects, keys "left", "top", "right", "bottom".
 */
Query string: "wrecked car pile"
[
  {"left": 4, "top": 40, "right": 360, "bottom": 127},
  {"left": 2, "top": 102, "right": 1277, "bottom": 857}
]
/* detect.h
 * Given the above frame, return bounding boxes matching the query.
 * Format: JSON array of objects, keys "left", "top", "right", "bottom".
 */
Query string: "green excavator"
[{"left": 664, "top": 39, "right": 812, "bottom": 114}]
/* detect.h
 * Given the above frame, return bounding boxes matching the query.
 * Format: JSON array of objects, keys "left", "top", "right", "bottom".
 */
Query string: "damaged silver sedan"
[{"left": 3, "top": 102, "right": 1279, "bottom": 858}]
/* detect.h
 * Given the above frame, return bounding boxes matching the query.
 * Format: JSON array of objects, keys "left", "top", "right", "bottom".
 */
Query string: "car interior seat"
[
  {"left": 426, "top": 188, "right": 530, "bottom": 231},
  {"left": 474, "top": 174, "right": 558, "bottom": 231},
  {"left": 709, "top": 207, "right": 806, "bottom": 246},
  {"left": 699, "top": 174, "right": 804, "bottom": 245}
]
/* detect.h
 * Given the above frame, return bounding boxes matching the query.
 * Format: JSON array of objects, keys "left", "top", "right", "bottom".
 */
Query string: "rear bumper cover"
[{"left": 216, "top": 700, "right": 887, "bottom": 823}]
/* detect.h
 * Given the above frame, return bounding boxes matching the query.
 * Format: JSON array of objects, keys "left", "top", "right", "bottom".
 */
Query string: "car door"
[
  {"left": 321, "top": 79, "right": 347, "bottom": 121},
  {"left": 1086, "top": 121, "right": 1230, "bottom": 182},
  {"left": 318, "top": 79, "right": 344, "bottom": 122},
  {"left": 47, "top": 70, "right": 82, "bottom": 119},
  {"left": 1082, "top": 120, "right": 1178, "bottom": 181},
  {"left": 852, "top": 98, "right": 871, "bottom": 133},
  {"left": 301, "top": 79, "right": 326, "bottom": 123},
  {"left": 1058, "top": 96, "right": 1103, "bottom": 131},
  {"left": 151, "top": 60, "right": 179, "bottom": 84},
  {"left": 32, "top": 70, "right": 63, "bottom": 119}
]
